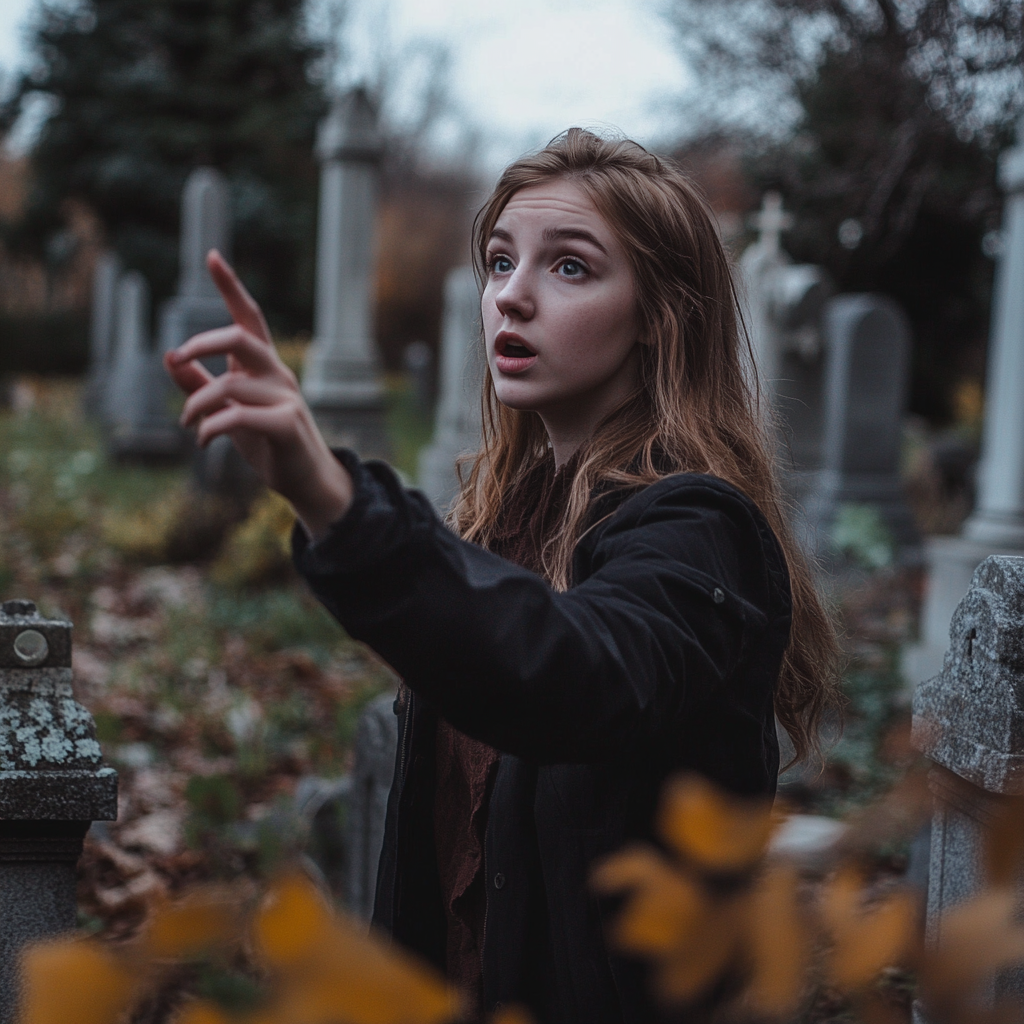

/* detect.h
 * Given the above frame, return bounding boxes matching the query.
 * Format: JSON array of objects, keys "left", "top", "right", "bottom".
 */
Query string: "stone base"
[
  {"left": 802, "top": 469, "right": 921, "bottom": 555},
  {"left": 902, "top": 534, "right": 1024, "bottom": 691},
  {"left": 107, "top": 422, "right": 190, "bottom": 463},
  {"left": 0, "top": 768, "right": 118, "bottom": 820},
  {"left": 309, "top": 402, "right": 392, "bottom": 462}
]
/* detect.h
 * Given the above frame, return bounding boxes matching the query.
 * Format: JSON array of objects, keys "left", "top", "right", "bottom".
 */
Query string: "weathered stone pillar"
[
  {"left": 912, "top": 556, "right": 1024, "bottom": 1017},
  {"left": 302, "top": 88, "right": 390, "bottom": 458},
  {"left": 417, "top": 267, "right": 484, "bottom": 511},
  {"left": 0, "top": 600, "right": 118, "bottom": 1023},
  {"left": 905, "top": 127, "right": 1024, "bottom": 685}
]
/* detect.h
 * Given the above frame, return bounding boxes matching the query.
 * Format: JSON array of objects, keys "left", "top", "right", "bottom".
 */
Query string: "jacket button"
[
  {"left": 493, "top": 872, "right": 506, "bottom": 890},
  {"left": 713, "top": 587, "right": 725, "bottom": 604}
]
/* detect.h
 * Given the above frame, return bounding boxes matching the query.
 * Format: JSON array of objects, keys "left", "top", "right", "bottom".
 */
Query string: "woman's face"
[{"left": 481, "top": 178, "right": 639, "bottom": 440}]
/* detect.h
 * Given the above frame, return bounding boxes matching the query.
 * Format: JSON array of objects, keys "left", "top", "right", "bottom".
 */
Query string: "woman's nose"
[{"left": 493, "top": 267, "right": 535, "bottom": 321}]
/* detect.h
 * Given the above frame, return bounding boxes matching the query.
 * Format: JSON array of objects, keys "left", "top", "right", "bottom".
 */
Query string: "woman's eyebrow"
[
  {"left": 542, "top": 227, "right": 608, "bottom": 255},
  {"left": 488, "top": 227, "right": 514, "bottom": 245}
]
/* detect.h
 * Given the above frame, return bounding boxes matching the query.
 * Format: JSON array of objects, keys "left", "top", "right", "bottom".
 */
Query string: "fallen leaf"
[
  {"left": 659, "top": 775, "right": 773, "bottom": 872},
  {"left": 820, "top": 868, "right": 918, "bottom": 991},
  {"left": 18, "top": 938, "right": 138, "bottom": 1024},
  {"left": 743, "top": 863, "right": 808, "bottom": 1015}
]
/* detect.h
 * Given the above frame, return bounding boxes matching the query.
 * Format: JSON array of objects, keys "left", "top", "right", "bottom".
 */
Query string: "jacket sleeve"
[{"left": 293, "top": 451, "right": 789, "bottom": 764}]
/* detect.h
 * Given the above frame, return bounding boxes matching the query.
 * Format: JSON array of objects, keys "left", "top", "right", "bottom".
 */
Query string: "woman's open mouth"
[{"left": 494, "top": 332, "right": 538, "bottom": 374}]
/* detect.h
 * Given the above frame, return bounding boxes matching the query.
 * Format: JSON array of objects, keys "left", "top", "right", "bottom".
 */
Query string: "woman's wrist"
[{"left": 290, "top": 451, "right": 355, "bottom": 542}]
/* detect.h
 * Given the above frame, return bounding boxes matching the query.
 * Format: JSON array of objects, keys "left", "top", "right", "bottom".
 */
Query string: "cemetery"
[{"left": 0, "top": 0, "right": 1021, "bottom": 1021}]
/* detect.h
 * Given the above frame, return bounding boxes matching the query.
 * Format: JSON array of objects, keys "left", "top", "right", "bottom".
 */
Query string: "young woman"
[{"left": 166, "top": 129, "right": 840, "bottom": 1024}]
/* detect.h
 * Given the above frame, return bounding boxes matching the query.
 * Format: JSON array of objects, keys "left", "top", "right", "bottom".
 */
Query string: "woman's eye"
[
  {"left": 489, "top": 255, "right": 513, "bottom": 274},
  {"left": 558, "top": 259, "right": 586, "bottom": 278}
]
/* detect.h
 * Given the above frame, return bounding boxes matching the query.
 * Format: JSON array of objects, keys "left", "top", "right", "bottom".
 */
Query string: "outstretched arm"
[{"left": 163, "top": 250, "right": 352, "bottom": 539}]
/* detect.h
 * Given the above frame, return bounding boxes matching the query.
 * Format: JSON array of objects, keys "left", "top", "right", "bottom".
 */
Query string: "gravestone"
[
  {"left": 158, "top": 167, "right": 233, "bottom": 359},
  {"left": 912, "top": 555, "right": 1024, "bottom": 1017},
  {"left": 739, "top": 194, "right": 834, "bottom": 496},
  {"left": 104, "top": 273, "right": 183, "bottom": 460},
  {"left": 346, "top": 691, "right": 398, "bottom": 921},
  {"left": 418, "top": 267, "right": 484, "bottom": 511},
  {"left": 904, "top": 125, "right": 1024, "bottom": 686},
  {"left": 403, "top": 340, "right": 434, "bottom": 418},
  {"left": 84, "top": 250, "right": 121, "bottom": 418},
  {"left": 158, "top": 168, "right": 242, "bottom": 487},
  {"left": 0, "top": 599, "right": 118, "bottom": 1023},
  {"left": 801, "top": 295, "right": 919, "bottom": 555},
  {"left": 302, "top": 88, "right": 390, "bottom": 458}
]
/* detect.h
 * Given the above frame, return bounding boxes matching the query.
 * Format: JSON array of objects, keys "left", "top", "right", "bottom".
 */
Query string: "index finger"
[{"left": 206, "top": 249, "right": 272, "bottom": 346}]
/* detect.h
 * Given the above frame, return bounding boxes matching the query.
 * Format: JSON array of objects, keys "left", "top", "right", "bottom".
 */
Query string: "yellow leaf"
[
  {"left": 920, "top": 888, "right": 1024, "bottom": 1002},
  {"left": 658, "top": 775, "right": 773, "bottom": 872},
  {"left": 655, "top": 901, "right": 743, "bottom": 1003},
  {"left": 820, "top": 868, "right": 918, "bottom": 991},
  {"left": 743, "top": 863, "right": 807, "bottom": 1015},
  {"left": 593, "top": 847, "right": 710, "bottom": 954},
  {"left": 254, "top": 873, "right": 336, "bottom": 969},
  {"left": 489, "top": 1005, "right": 535, "bottom": 1024},
  {"left": 984, "top": 796, "right": 1024, "bottom": 887},
  {"left": 173, "top": 1002, "right": 233, "bottom": 1024},
  {"left": 255, "top": 874, "right": 461, "bottom": 1024},
  {"left": 143, "top": 889, "right": 239, "bottom": 960},
  {"left": 18, "top": 938, "right": 137, "bottom": 1024}
]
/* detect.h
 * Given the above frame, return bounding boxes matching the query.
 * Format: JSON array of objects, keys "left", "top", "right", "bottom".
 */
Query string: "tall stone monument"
[
  {"left": 84, "top": 250, "right": 121, "bottom": 418},
  {"left": 905, "top": 125, "right": 1024, "bottom": 685},
  {"left": 417, "top": 267, "right": 484, "bottom": 511},
  {"left": 0, "top": 599, "right": 118, "bottom": 1023},
  {"left": 912, "top": 556, "right": 1024, "bottom": 1018},
  {"left": 801, "top": 295, "right": 919, "bottom": 555},
  {"left": 302, "top": 88, "right": 390, "bottom": 458}
]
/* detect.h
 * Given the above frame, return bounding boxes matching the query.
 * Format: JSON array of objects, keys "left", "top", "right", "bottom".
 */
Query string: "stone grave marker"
[
  {"left": 84, "top": 250, "right": 121, "bottom": 418},
  {"left": 739, "top": 193, "right": 834, "bottom": 498},
  {"left": 0, "top": 599, "right": 118, "bottom": 1023},
  {"left": 104, "top": 272, "right": 184, "bottom": 460},
  {"left": 905, "top": 123, "right": 1024, "bottom": 686},
  {"left": 418, "top": 267, "right": 484, "bottom": 511},
  {"left": 801, "top": 294, "right": 919, "bottom": 556},
  {"left": 912, "top": 555, "right": 1024, "bottom": 1017},
  {"left": 302, "top": 88, "right": 390, "bottom": 458},
  {"left": 346, "top": 691, "right": 398, "bottom": 921}
]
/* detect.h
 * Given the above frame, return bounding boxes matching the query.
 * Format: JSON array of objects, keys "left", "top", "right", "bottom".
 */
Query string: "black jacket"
[{"left": 294, "top": 451, "right": 792, "bottom": 1024}]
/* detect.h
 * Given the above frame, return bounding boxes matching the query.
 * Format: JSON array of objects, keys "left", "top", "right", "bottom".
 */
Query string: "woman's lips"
[{"left": 494, "top": 332, "right": 538, "bottom": 374}]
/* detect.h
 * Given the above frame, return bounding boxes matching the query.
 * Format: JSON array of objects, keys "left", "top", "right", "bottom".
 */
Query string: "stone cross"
[
  {"left": 801, "top": 294, "right": 918, "bottom": 554},
  {"left": 345, "top": 691, "right": 398, "bottom": 921},
  {"left": 84, "top": 250, "right": 121, "bottom": 418},
  {"left": 0, "top": 600, "right": 117, "bottom": 1023},
  {"left": 749, "top": 192, "right": 794, "bottom": 258},
  {"left": 418, "top": 267, "right": 485, "bottom": 511},
  {"left": 301, "top": 87, "right": 390, "bottom": 458},
  {"left": 904, "top": 125, "right": 1024, "bottom": 687},
  {"left": 912, "top": 555, "right": 1024, "bottom": 1015}
]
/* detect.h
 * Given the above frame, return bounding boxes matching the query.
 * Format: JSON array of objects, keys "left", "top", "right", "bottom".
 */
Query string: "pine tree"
[{"left": 2, "top": 0, "right": 329, "bottom": 331}]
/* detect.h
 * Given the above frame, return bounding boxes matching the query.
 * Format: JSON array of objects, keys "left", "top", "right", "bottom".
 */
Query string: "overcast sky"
[{"left": 0, "top": 0, "right": 693, "bottom": 172}]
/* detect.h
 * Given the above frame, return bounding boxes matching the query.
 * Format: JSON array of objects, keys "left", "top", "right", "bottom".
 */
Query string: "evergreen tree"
[
  {"left": 668, "top": 0, "right": 1023, "bottom": 421},
  {"left": 2, "top": 0, "right": 329, "bottom": 332}
]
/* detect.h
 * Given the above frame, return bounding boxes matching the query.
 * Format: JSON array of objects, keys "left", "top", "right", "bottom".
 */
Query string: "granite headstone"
[{"left": 0, "top": 599, "right": 118, "bottom": 1024}]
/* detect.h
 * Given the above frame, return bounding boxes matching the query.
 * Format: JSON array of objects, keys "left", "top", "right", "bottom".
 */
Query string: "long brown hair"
[{"left": 450, "top": 128, "right": 841, "bottom": 765}]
